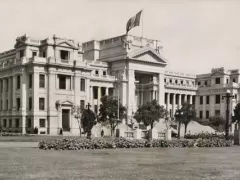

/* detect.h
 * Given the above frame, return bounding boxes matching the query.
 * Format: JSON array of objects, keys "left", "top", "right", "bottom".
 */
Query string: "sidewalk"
[{"left": 0, "top": 142, "right": 39, "bottom": 148}]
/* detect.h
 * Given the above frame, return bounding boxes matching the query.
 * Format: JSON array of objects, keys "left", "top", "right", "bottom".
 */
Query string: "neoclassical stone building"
[{"left": 0, "top": 34, "right": 238, "bottom": 135}]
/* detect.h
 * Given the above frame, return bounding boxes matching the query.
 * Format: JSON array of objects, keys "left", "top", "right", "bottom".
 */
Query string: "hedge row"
[
  {"left": 38, "top": 137, "right": 233, "bottom": 150},
  {"left": 184, "top": 132, "right": 233, "bottom": 140},
  {"left": 0, "top": 132, "right": 32, "bottom": 136}
]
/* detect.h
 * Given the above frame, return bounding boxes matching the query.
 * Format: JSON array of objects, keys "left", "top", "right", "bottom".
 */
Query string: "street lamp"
[
  {"left": 175, "top": 109, "right": 183, "bottom": 139},
  {"left": 113, "top": 80, "right": 121, "bottom": 126},
  {"left": 222, "top": 90, "right": 235, "bottom": 140}
]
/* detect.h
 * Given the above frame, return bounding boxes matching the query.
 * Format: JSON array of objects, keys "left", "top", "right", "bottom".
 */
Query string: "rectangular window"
[
  {"left": 9, "top": 119, "right": 12, "bottom": 127},
  {"left": 28, "top": 118, "right": 31, "bottom": 128},
  {"left": 32, "top": 51, "right": 37, "bottom": 57},
  {"left": 39, "top": 119, "right": 46, "bottom": 128},
  {"left": 93, "top": 87, "right": 98, "bottom": 99},
  {"left": 39, "top": 98, "right": 45, "bottom": 110},
  {"left": 200, "top": 96, "right": 203, "bottom": 105},
  {"left": 80, "top": 78, "right": 85, "bottom": 92},
  {"left": 17, "top": 75, "right": 21, "bottom": 89},
  {"left": 0, "top": 100, "right": 2, "bottom": 111},
  {"left": 103, "top": 71, "right": 106, "bottom": 76},
  {"left": 198, "top": 81, "right": 201, "bottom": 86},
  {"left": 39, "top": 74, "right": 45, "bottom": 88},
  {"left": 206, "top": 96, "right": 210, "bottom": 104},
  {"left": 42, "top": 51, "right": 46, "bottom": 58},
  {"left": 199, "top": 111, "right": 203, "bottom": 119},
  {"left": 60, "top": 50, "right": 69, "bottom": 60},
  {"left": 206, "top": 111, "right": 209, "bottom": 119},
  {"left": 29, "top": 74, "right": 32, "bottom": 88},
  {"left": 6, "top": 100, "right": 8, "bottom": 110},
  {"left": 233, "top": 78, "right": 236, "bottom": 83},
  {"left": 215, "top": 110, "right": 220, "bottom": 117},
  {"left": 0, "top": 80, "right": 2, "bottom": 93},
  {"left": 6, "top": 79, "right": 8, "bottom": 92},
  {"left": 204, "top": 81, "right": 207, "bottom": 86},
  {"left": 80, "top": 100, "right": 85, "bottom": 111},
  {"left": 15, "top": 119, "right": 19, "bottom": 128},
  {"left": 19, "top": 50, "right": 24, "bottom": 58},
  {"left": 215, "top": 78, "right": 221, "bottom": 84},
  {"left": 29, "top": 97, "right": 32, "bottom": 110},
  {"left": 16, "top": 98, "right": 20, "bottom": 111},
  {"left": 59, "top": 75, "right": 66, "bottom": 89},
  {"left": 3, "top": 119, "right": 6, "bottom": 127},
  {"left": 215, "top": 95, "right": 221, "bottom": 104},
  {"left": 95, "top": 70, "right": 99, "bottom": 75}
]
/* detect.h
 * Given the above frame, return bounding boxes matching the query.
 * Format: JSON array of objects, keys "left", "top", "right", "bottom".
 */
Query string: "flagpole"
[{"left": 141, "top": 9, "right": 143, "bottom": 38}]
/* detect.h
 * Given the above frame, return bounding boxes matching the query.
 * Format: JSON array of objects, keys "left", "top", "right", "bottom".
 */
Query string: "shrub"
[
  {"left": 38, "top": 137, "right": 233, "bottom": 150},
  {"left": 184, "top": 132, "right": 233, "bottom": 140},
  {"left": 0, "top": 132, "right": 32, "bottom": 136}
]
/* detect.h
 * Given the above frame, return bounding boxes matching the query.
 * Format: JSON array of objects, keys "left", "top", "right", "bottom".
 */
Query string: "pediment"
[
  {"left": 211, "top": 71, "right": 225, "bottom": 77},
  {"left": 56, "top": 41, "right": 78, "bottom": 49},
  {"left": 127, "top": 47, "right": 167, "bottom": 65},
  {"left": 56, "top": 99, "right": 74, "bottom": 106}
]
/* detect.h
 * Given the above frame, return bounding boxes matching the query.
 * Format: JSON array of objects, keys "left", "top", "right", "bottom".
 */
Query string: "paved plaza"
[{"left": 0, "top": 142, "right": 240, "bottom": 180}]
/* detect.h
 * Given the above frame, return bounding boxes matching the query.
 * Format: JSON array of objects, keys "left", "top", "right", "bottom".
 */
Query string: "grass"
[{"left": 0, "top": 143, "right": 240, "bottom": 180}]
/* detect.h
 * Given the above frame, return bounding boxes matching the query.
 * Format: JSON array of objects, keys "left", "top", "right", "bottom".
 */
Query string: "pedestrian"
[{"left": 101, "top": 129, "right": 104, "bottom": 137}]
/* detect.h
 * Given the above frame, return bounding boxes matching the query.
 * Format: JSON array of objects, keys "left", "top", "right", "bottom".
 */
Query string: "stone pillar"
[
  {"left": 141, "top": 91, "right": 143, "bottom": 105},
  {"left": 158, "top": 73, "right": 165, "bottom": 106},
  {"left": 134, "top": 129, "right": 142, "bottom": 139},
  {"left": 21, "top": 69, "right": 27, "bottom": 133},
  {"left": 178, "top": 94, "right": 181, "bottom": 108},
  {"left": 89, "top": 86, "right": 93, "bottom": 106},
  {"left": 2, "top": 79, "right": 5, "bottom": 111},
  {"left": 105, "top": 87, "right": 109, "bottom": 96},
  {"left": 127, "top": 69, "right": 135, "bottom": 116},
  {"left": 165, "top": 129, "right": 172, "bottom": 141},
  {"left": 172, "top": 93, "right": 176, "bottom": 117},
  {"left": 184, "top": 94, "right": 187, "bottom": 103},
  {"left": 202, "top": 95, "right": 206, "bottom": 119},
  {"left": 166, "top": 93, "right": 170, "bottom": 111},
  {"left": 97, "top": 86, "right": 101, "bottom": 114},
  {"left": 12, "top": 76, "right": 16, "bottom": 111},
  {"left": 189, "top": 95, "right": 193, "bottom": 105}
]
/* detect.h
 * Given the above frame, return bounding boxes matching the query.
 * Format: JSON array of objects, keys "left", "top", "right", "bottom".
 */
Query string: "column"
[
  {"left": 202, "top": 95, "right": 206, "bottom": 119},
  {"left": 141, "top": 91, "right": 143, "bottom": 105},
  {"left": 189, "top": 95, "right": 193, "bottom": 105},
  {"left": 127, "top": 69, "right": 135, "bottom": 116},
  {"left": 21, "top": 69, "right": 27, "bottom": 133},
  {"left": 172, "top": 93, "right": 176, "bottom": 117},
  {"left": 97, "top": 86, "right": 101, "bottom": 114},
  {"left": 105, "top": 87, "right": 109, "bottom": 96},
  {"left": 12, "top": 76, "right": 16, "bottom": 111},
  {"left": 2, "top": 79, "right": 5, "bottom": 111},
  {"left": 89, "top": 86, "right": 93, "bottom": 107},
  {"left": 158, "top": 73, "right": 165, "bottom": 106},
  {"left": 166, "top": 93, "right": 170, "bottom": 112},
  {"left": 184, "top": 94, "right": 187, "bottom": 103},
  {"left": 178, "top": 94, "right": 181, "bottom": 108}
]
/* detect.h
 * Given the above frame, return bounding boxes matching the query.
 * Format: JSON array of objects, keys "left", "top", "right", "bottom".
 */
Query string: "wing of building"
[{"left": 0, "top": 34, "right": 238, "bottom": 135}]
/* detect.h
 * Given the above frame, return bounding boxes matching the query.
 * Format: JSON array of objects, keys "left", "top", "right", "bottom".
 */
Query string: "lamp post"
[
  {"left": 175, "top": 109, "right": 183, "bottom": 139},
  {"left": 222, "top": 90, "right": 234, "bottom": 140},
  {"left": 113, "top": 80, "right": 121, "bottom": 128}
]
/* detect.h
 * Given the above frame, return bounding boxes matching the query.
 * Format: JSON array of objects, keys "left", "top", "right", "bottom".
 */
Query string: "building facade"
[{"left": 0, "top": 34, "right": 238, "bottom": 135}]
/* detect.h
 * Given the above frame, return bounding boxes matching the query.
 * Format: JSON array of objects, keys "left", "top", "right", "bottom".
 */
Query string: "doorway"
[{"left": 62, "top": 109, "right": 70, "bottom": 131}]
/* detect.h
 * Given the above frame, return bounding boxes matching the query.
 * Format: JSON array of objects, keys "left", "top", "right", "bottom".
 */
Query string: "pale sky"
[{"left": 0, "top": 0, "right": 239, "bottom": 74}]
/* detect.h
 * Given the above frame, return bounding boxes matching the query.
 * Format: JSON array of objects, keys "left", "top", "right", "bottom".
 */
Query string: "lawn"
[{"left": 0, "top": 143, "right": 240, "bottom": 180}]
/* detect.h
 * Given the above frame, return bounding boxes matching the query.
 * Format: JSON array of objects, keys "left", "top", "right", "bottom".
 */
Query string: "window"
[
  {"left": 80, "top": 100, "right": 85, "bottom": 111},
  {"left": 39, "top": 74, "right": 45, "bottom": 88},
  {"left": 200, "top": 96, "right": 203, "bottom": 105},
  {"left": 39, "top": 119, "right": 45, "bottom": 128},
  {"left": 9, "top": 119, "right": 12, "bottom": 127},
  {"left": 29, "top": 97, "right": 32, "bottom": 110},
  {"left": 32, "top": 51, "right": 37, "bottom": 57},
  {"left": 199, "top": 111, "right": 203, "bottom": 119},
  {"left": 215, "top": 78, "right": 220, "bottom": 84},
  {"left": 42, "top": 51, "right": 46, "bottom": 58},
  {"left": 0, "top": 100, "right": 2, "bottom": 111},
  {"left": 206, "top": 96, "right": 210, "bottom": 104},
  {"left": 28, "top": 118, "right": 31, "bottom": 128},
  {"left": 17, "top": 75, "right": 21, "bottom": 89},
  {"left": 206, "top": 111, "right": 209, "bottom": 119},
  {"left": 16, "top": 98, "right": 20, "bottom": 111},
  {"left": 6, "top": 100, "right": 8, "bottom": 110},
  {"left": 39, "top": 98, "right": 45, "bottom": 110},
  {"left": 3, "top": 119, "right": 6, "bottom": 127},
  {"left": 215, "top": 110, "right": 220, "bottom": 117},
  {"left": 5, "top": 79, "right": 8, "bottom": 92},
  {"left": 59, "top": 75, "right": 66, "bottom": 89},
  {"left": 175, "top": 80, "right": 178, "bottom": 84},
  {"left": 95, "top": 70, "right": 99, "bottom": 75},
  {"left": 80, "top": 78, "right": 85, "bottom": 92},
  {"left": 103, "top": 71, "right": 106, "bottom": 76},
  {"left": 19, "top": 50, "right": 24, "bottom": 58},
  {"left": 215, "top": 95, "right": 221, "bottom": 104},
  {"left": 15, "top": 119, "right": 19, "bottom": 127},
  {"left": 170, "top": 79, "right": 172, "bottom": 83},
  {"left": 181, "top": 80, "right": 183, "bottom": 85},
  {"left": 226, "top": 79, "right": 229, "bottom": 84},
  {"left": 0, "top": 80, "right": 2, "bottom": 93},
  {"left": 93, "top": 87, "right": 98, "bottom": 99},
  {"left": 204, "top": 81, "right": 208, "bottom": 86},
  {"left": 94, "top": 105, "right": 98, "bottom": 114},
  {"left": 29, "top": 74, "right": 32, "bottom": 88},
  {"left": 233, "top": 78, "right": 236, "bottom": 83},
  {"left": 198, "top": 81, "right": 201, "bottom": 86},
  {"left": 60, "top": 50, "right": 69, "bottom": 60},
  {"left": 164, "top": 78, "right": 166, "bottom": 83}
]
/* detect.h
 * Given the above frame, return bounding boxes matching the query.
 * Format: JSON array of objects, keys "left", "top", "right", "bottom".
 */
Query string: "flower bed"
[
  {"left": 184, "top": 132, "right": 233, "bottom": 140},
  {"left": 39, "top": 137, "right": 233, "bottom": 150},
  {"left": 0, "top": 132, "right": 32, "bottom": 136}
]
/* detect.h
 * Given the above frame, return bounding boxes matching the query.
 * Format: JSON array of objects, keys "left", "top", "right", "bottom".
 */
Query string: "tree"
[
  {"left": 81, "top": 108, "right": 97, "bottom": 139},
  {"left": 134, "top": 100, "right": 168, "bottom": 129},
  {"left": 232, "top": 102, "right": 240, "bottom": 123},
  {"left": 208, "top": 116, "right": 225, "bottom": 132},
  {"left": 180, "top": 102, "right": 196, "bottom": 136},
  {"left": 98, "top": 96, "right": 127, "bottom": 136},
  {"left": 71, "top": 105, "right": 82, "bottom": 137}
]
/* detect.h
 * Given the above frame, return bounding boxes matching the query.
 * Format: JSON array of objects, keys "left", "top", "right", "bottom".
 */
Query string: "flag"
[{"left": 126, "top": 10, "right": 142, "bottom": 33}]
